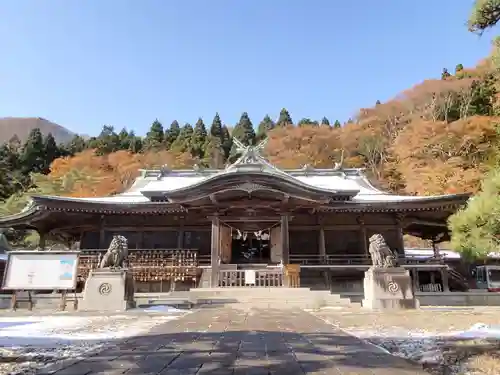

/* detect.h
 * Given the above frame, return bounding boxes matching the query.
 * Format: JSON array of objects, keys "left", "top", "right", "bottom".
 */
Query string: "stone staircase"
[
  {"left": 448, "top": 266, "right": 469, "bottom": 291},
  {"left": 191, "top": 266, "right": 357, "bottom": 309},
  {"left": 187, "top": 287, "right": 357, "bottom": 309}
]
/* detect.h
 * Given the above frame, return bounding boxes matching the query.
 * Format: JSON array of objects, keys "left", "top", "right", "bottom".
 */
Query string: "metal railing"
[
  {"left": 198, "top": 254, "right": 211, "bottom": 266},
  {"left": 219, "top": 269, "right": 283, "bottom": 287},
  {"left": 289, "top": 253, "right": 451, "bottom": 266},
  {"left": 420, "top": 283, "right": 443, "bottom": 292},
  {"left": 289, "top": 254, "right": 371, "bottom": 265}
]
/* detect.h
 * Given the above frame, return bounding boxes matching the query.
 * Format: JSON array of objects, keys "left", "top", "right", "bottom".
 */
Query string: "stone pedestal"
[
  {"left": 362, "top": 267, "right": 419, "bottom": 310},
  {"left": 79, "top": 269, "right": 135, "bottom": 312}
]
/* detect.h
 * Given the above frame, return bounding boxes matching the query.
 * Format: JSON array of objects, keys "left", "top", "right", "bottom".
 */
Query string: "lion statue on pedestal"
[
  {"left": 99, "top": 235, "right": 129, "bottom": 269},
  {"left": 368, "top": 234, "right": 398, "bottom": 268}
]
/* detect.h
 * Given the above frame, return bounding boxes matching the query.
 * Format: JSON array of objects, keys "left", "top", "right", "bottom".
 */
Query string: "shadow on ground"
[{"left": 36, "top": 330, "right": 427, "bottom": 374}]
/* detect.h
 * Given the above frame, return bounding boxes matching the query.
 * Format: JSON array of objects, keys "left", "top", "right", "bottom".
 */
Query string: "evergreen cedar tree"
[{"left": 2, "top": 2, "right": 500, "bottom": 255}]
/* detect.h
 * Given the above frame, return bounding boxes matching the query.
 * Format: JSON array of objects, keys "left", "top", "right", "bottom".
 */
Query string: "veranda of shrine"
[{"left": 0, "top": 140, "right": 471, "bottom": 294}]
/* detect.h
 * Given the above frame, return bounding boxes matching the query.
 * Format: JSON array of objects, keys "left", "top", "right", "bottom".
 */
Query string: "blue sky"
[{"left": 0, "top": 1, "right": 497, "bottom": 136}]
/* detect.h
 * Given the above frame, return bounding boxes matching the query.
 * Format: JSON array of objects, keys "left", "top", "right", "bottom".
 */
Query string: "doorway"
[{"left": 231, "top": 230, "right": 271, "bottom": 263}]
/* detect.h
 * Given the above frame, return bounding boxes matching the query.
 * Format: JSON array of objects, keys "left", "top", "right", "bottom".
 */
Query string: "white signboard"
[
  {"left": 245, "top": 270, "right": 256, "bottom": 285},
  {"left": 2, "top": 251, "right": 80, "bottom": 290}
]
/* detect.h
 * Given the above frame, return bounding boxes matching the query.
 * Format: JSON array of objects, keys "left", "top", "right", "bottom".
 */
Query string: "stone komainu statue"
[
  {"left": 99, "top": 235, "right": 129, "bottom": 269},
  {"left": 368, "top": 234, "right": 398, "bottom": 268}
]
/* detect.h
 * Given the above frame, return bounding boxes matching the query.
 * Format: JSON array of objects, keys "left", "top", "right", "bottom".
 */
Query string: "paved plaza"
[{"left": 38, "top": 307, "right": 427, "bottom": 375}]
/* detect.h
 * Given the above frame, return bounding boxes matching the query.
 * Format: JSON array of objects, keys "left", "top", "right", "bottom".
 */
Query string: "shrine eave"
[
  {"left": 31, "top": 195, "right": 187, "bottom": 213},
  {"left": 0, "top": 191, "right": 471, "bottom": 231},
  {"left": 0, "top": 195, "right": 187, "bottom": 229},
  {"left": 315, "top": 192, "right": 470, "bottom": 213}
]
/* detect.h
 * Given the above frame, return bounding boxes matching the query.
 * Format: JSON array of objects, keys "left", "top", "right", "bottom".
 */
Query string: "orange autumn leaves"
[
  {"left": 392, "top": 116, "right": 497, "bottom": 195},
  {"left": 47, "top": 114, "right": 498, "bottom": 199},
  {"left": 264, "top": 116, "right": 499, "bottom": 196},
  {"left": 48, "top": 149, "right": 196, "bottom": 197}
]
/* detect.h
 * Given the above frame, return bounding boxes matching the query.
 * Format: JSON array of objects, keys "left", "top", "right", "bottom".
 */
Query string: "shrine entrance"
[
  {"left": 219, "top": 217, "right": 283, "bottom": 266},
  {"left": 231, "top": 230, "right": 271, "bottom": 264}
]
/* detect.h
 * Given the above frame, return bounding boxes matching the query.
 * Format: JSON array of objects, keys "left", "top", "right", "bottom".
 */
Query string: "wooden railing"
[{"left": 219, "top": 269, "right": 283, "bottom": 287}]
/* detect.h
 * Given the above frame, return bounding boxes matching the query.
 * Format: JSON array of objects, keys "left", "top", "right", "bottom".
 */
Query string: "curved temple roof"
[
  {"left": 52, "top": 166, "right": 468, "bottom": 205},
  {"left": 0, "top": 139, "right": 471, "bottom": 225}
]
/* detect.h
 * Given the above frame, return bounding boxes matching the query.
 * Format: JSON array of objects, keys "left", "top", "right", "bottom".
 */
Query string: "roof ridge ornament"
[
  {"left": 233, "top": 137, "right": 268, "bottom": 154},
  {"left": 301, "top": 164, "right": 315, "bottom": 176},
  {"left": 228, "top": 138, "right": 269, "bottom": 168},
  {"left": 225, "top": 137, "right": 293, "bottom": 178},
  {"left": 333, "top": 149, "right": 345, "bottom": 171},
  {"left": 158, "top": 164, "right": 170, "bottom": 179}
]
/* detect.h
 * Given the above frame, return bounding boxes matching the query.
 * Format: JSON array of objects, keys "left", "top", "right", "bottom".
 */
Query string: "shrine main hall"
[{"left": 0, "top": 140, "right": 469, "bottom": 291}]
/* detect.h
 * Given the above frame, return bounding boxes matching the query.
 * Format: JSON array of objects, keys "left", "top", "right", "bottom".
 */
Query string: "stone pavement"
[{"left": 38, "top": 307, "right": 428, "bottom": 375}]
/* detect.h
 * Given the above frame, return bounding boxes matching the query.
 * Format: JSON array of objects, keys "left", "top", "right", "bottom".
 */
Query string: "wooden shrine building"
[{"left": 0, "top": 140, "right": 470, "bottom": 292}]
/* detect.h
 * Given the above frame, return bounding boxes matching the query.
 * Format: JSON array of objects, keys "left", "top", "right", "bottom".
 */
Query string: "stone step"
[
  {"left": 193, "top": 287, "right": 314, "bottom": 292},
  {"left": 166, "top": 298, "right": 349, "bottom": 306},
  {"left": 185, "top": 290, "right": 316, "bottom": 295},
  {"left": 203, "top": 302, "right": 352, "bottom": 309},
  {"left": 194, "top": 296, "right": 352, "bottom": 306},
  {"left": 191, "top": 294, "right": 349, "bottom": 303},
  {"left": 138, "top": 289, "right": 356, "bottom": 309}
]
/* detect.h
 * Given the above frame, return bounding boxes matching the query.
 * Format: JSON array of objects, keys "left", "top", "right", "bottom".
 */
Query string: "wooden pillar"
[
  {"left": 78, "top": 230, "right": 84, "bottom": 249},
  {"left": 138, "top": 216, "right": 145, "bottom": 249},
  {"left": 177, "top": 229, "right": 184, "bottom": 249},
  {"left": 319, "top": 228, "right": 326, "bottom": 261},
  {"left": 395, "top": 214, "right": 405, "bottom": 257},
  {"left": 411, "top": 269, "right": 420, "bottom": 293},
  {"left": 280, "top": 215, "right": 290, "bottom": 265},
  {"left": 319, "top": 227, "right": 329, "bottom": 290},
  {"left": 431, "top": 240, "right": 440, "bottom": 259},
  {"left": 441, "top": 268, "right": 450, "bottom": 292},
  {"left": 357, "top": 216, "right": 368, "bottom": 255},
  {"left": 210, "top": 216, "right": 220, "bottom": 288},
  {"left": 98, "top": 215, "right": 105, "bottom": 249}
]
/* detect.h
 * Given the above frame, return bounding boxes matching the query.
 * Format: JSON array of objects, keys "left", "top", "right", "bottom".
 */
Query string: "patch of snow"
[
  {"left": 450, "top": 323, "right": 500, "bottom": 339},
  {"left": 314, "top": 315, "right": 475, "bottom": 374},
  {"left": 0, "top": 310, "right": 188, "bottom": 374},
  {"left": 137, "top": 305, "right": 188, "bottom": 314}
]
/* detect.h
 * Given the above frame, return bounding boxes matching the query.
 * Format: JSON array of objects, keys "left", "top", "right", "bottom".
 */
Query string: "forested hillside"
[{"left": 1, "top": 1, "right": 500, "bottom": 252}]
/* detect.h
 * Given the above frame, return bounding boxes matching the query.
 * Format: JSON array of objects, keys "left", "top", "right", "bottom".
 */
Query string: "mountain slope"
[{"left": 0, "top": 117, "right": 76, "bottom": 144}]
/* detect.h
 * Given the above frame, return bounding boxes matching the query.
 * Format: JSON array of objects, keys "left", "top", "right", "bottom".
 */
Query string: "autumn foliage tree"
[
  {"left": 46, "top": 149, "right": 196, "bottom": 198},
  {"left": 265, "top": 125, "right": 343, "bottom": 169},
  {"left": 392, "top": 116, "right": 498, "bottom": 195}
]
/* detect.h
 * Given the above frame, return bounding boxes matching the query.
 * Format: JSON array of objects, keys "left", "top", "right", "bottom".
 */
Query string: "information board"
[{"left": 2, "top": 251, "right": 80, "bottom": 290}]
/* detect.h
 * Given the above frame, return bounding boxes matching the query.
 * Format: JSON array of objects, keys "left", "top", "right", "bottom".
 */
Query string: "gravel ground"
[
  {"left": 310, "top": 306, "right": 500, "bottom": 375},
  {"left": 0, "top": 310, "right": 188, "bottom": 375}
]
